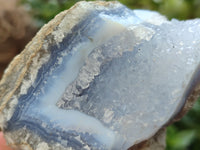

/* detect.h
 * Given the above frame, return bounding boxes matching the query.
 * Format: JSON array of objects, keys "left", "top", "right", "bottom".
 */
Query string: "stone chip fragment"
[{"left": 0, "top": 1, "right": 200, "bottom": 150}]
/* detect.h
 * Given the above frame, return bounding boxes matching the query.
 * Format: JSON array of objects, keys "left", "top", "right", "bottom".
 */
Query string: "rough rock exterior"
[
  {"left": 0, "top": 0, "right": 36, "bottom": 78},
  {"left": 0, "top": 1, "right": 200, "bottom": 150}
]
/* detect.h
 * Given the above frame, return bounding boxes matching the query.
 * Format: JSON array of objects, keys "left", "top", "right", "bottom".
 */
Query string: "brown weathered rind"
[
  {"left": 0, "top": 8, "right": 65, "bottom": 129},
  {"left": 128, "top": 95, "right": 200, "bottom": 150},
  {"left": 0, "top": 0, "right": 120, "bottom": 128},
  {"left": 0, "top": 1, "right": 122, "bottom": 149},
  {"left": 0, "top": 1, "right": 200, "bottom": 150},
  {"left": 0, "top": 0, "right": 36, "bottom": 78},
  {"left": 128, "top": 67, "right": 200, "bottom": 150},
  {"left": 129, "top": 129, "right": 166, "bottom": 150}
]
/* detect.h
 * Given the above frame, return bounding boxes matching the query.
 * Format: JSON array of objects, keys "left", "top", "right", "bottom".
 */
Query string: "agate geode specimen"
[{"left": 1, "top": 1, "right": 200, "bottom": 150}]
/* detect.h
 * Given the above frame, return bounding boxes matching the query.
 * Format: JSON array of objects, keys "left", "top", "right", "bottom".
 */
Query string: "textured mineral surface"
[{"left": 0, "top": 1, "right": 200, "bottom": 150}]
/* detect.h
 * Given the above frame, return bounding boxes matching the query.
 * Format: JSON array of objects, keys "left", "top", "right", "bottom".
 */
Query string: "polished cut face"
[{"left": 1, "top": 1, "right": 200, "bottom": 150}]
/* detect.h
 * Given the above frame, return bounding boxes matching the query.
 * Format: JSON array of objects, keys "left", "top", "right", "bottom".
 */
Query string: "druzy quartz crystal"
[{"left": 1, "top": 1, "right": 200, "bottom": 150}]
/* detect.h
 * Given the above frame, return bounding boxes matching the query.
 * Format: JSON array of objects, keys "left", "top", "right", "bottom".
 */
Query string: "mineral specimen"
[{"left": 0, "top": 1, "right": 200, "bottom": 150}]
